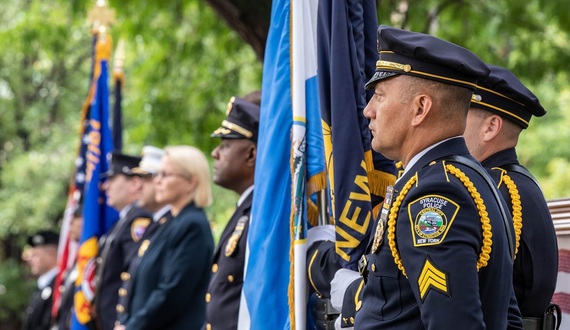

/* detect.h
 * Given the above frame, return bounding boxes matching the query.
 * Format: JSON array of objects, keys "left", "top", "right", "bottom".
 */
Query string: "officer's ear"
[
  {"left": 410, "top": 94, "right": 433, "bottom": 127},
  {"left": 483, "top": 114, "right": 502, "bottom": 142},
  {"left": 246, "top": 142, "right": 257, "bottom": 167}
]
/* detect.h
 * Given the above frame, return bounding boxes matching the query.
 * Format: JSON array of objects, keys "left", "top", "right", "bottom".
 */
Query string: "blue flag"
[
  {"left": 240, "top": 0, "right": 325, "bottom": 328},
  {"left": 317, "top": 0, "right": 396, "bottom": 270},
  {"left": 71, "top": 33, "right": 118, "bottom": 329}
]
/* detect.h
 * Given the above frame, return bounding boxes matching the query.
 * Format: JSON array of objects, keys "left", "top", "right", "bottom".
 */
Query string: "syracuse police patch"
[
  {"left": 407, "top": 195, "right": 459, "bottom": 247},
  {"left": 131, "top": 218, "right": 151, "bottom": 243}
]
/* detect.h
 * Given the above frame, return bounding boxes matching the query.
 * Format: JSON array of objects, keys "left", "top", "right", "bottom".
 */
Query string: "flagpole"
[
  {"left": 70, "top": 2, "right": 117, "bottom": 329},
  {"left": 317, "top": 189, "right": 329, "bottom": 226}
]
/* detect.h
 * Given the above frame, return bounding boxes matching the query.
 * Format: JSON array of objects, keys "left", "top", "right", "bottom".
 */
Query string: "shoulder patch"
[
  {"left": 408, "top": 195, "right": 459, "bottom": 247},
  {"left": 418, "top": 256, "right": 451, "bottom": 302},
  {"left": 131, "top": 218, "right": 151, "bottom": 242}
]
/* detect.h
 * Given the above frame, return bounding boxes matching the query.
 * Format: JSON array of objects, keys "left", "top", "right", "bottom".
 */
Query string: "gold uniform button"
[
  {"left": 228, "top": 275, "right": 234, "bottom": 283},
  {"left": 205, "top": 293, "right": 211, "bottom": 303},
  {"left": 121, "top": 272, "right": 130, "bottom": 281},
  {"left": 206, "top": 324, "right": 212, "bottom": 330},
  {"left": 371, "top": 264, "right": 376, "bottom": 272},
  {"left": 355, "top": 300, "right": 362, "bottom": 311},
  {"left": 212, "top": 263, "right": 218, "bottom": 273},
  {"left": 118, "top": 288, "right": 127, "bottom": 297},
  {"left": 116, "top": 305, "right": 125, "bottom": 313}
]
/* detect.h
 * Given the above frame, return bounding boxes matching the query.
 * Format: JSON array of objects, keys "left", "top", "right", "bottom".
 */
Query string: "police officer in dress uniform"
[
  {"left": 95, "top": 152, "right": 152, "bottom": 330},
  {"left": 54, "top": 207, "right": 83, "bottom": 330},
  {"left": 114, "top": 145, "right": 214, "bottom": 330},
  {"left": 343, "top": 25, "right": 522, "bottom": 329},
  {"left": 115, "top": 146, "right": 170, "bottom": 326},
  {"left": 464, "top": 65, "right": 559, "bottom": 329},
  {"left": 132, "top": 146, "right": 171, "bottom": 240},
  {"left": 202, "top": 92, "right": 260, "bottom": 330},
  {"left": 23, "top": 230, "right": 59, "bottom": 330}
]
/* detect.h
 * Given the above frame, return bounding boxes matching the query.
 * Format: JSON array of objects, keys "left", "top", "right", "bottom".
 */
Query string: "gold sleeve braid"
[
  {"left": 387, "top": 164, "right": 493, "bottom": 278},
  {"left": 497, "top": 170, "right": 522, "bottom": 257}
]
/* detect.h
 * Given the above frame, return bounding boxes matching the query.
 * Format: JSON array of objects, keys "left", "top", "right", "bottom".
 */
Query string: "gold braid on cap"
[
  {"left": 221, "top": 120, "right": 253, "bottom": 138},
  {"left": 494, "top": 168, "right": 522, "bottom": 257},
  {"left": 387, "top": 163, "right": 493, "bottom": 278}
]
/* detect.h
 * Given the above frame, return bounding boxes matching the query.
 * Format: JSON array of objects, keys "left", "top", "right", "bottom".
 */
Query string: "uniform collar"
[
  {"left": 237, "top": 185, "right": 254, "bottom": 207},
  {"left": 153, "top": 205, "right": 172, "bottom": 222},
  {"left": 398, "top": 136, "right": 462, "bottom": 183},
  {"left": 37, "top": 267, "right": 57, "bottom": 289},
  {"left": 119, "top": 204, "right": 134, "bottom": 219},
  {"left": 481, "top": 147, "right": 518, "bottom": 168}
]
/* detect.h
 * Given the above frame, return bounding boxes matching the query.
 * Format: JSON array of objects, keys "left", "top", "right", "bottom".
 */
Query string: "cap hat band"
[
  {"left": 375, "top": 59, "right": 478, "bottom": 90},
  {"left": 221, "top": 120, "right": 253, "bottom": 138},
  {"left": 471, "top": 99, "right": 530, "bottom": 127},
  {"left": 475, "top": 85, "right": 527, "bottom": 108},
  {"left": 377, "top": 60, "right": 411, "bottom": 72}
]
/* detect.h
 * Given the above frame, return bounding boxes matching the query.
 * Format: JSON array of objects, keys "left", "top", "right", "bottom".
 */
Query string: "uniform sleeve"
[
  {"left": 308, "top": 239, "right": 341, "bottom": 298},
  {"left": 397, "top": 177, "right": 486, "bottom": 327}
]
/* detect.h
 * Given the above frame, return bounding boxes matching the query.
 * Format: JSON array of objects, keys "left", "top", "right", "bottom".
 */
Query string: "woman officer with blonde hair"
[{"left": 115, "top": 145, "right": 214, "bottom": 330}]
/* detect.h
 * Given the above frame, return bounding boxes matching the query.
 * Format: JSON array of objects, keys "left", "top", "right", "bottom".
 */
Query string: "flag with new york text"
[
  {"left": 239, "top": 0, "right": 326, "bottom": 328},
  {"left": 317, "top": 0, "right": 396, "bottom": 270},
  {"left": 71, "top": 33, "right": 118, "bottom": 330}
]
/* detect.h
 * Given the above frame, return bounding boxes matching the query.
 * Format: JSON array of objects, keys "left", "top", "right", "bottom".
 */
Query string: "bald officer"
[
  {"left": 354, "top": 25, "right": 521, "bottom": 328},
  {"left": 464, "top": 65, "right": 559, "bottom": 329}
]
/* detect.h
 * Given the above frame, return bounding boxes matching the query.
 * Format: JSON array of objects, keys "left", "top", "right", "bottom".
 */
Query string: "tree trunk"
[{"left": 205, "top": 0, "right": 272, "bottom": 61}]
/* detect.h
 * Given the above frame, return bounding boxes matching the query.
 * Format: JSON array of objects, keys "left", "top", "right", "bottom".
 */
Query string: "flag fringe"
[
  {"left": 306, "top": 171, "right": 326, "bottom": 196},
  {"left": 307, "top": 199, "right": 319, "bottom": 227},
  {"left": 288, "top": 196, "right": 296, "bottom": 330}
]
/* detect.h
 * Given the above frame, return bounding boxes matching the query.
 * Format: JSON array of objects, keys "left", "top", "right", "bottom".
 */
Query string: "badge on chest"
[
  {"left": 225, "top": 215, "right": 248, "bottom": 257},
  {"left": 371, "top": 186, "right": 394, "bottom": 253}
]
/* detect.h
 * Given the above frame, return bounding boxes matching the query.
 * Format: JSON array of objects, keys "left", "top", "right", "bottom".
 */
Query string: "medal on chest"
[
  {"left": 371, "top": 186, "right": 394, "bottom": 253},
  {"left": 225, "top": 215, "right": 248, "bottom": 257}
]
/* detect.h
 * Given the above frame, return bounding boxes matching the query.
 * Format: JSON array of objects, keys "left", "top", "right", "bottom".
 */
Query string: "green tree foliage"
[
  {"left": 0, "top": 0, "right": 567, "bottom": 240},
  {"left": 377, "top": 0, "right": 570, "bottom": 199},
  {"left": 0, "top": 0, "right": 261, "bottom": 238}
]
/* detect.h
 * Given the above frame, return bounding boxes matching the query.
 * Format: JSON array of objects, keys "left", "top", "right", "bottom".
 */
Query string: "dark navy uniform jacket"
[
  {"left": 120, "top": 202, "right": 214, "bottom": 330},
  {"left": 356, "top": 138, "right": 521, "bottom": 329},
  {"left": 22, "top": 275, "right": 56, "bottom": 330},
  {"left": 482, "top": 147, "right": 558, "bottom": 317},
  {"left": 115, "top": 209, "right": 171, "bottom": 325},
  {"left": 95, "top": 204, "right": 152, "bottom": 330},
  {"left": 203, "top": 191, "right": 252, "bottom": 330}
]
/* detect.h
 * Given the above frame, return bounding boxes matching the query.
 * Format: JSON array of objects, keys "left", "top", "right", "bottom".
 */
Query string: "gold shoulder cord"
[
  {"left": 496, "top": 169, "right": 522, "bottom": 257},
  {"left": 387, "top": 163, "right": 493, "bottom": 277}
]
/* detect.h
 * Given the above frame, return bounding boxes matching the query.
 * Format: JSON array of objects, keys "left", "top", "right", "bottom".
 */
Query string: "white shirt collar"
[
  {"left": 37, "top": 267, "right": 58, "bottom": 289},
  {"left": 119, "top": 204, "right": 134, "bottom": 219},
  {"left": 153, "top": 205, "right": 171, "bottom": 222},
  {"left": 237, "top": 185, "right": 254, "bottom": 207},
  {"left": 398, "top": 136, "right": 460, "bottom": 182}
]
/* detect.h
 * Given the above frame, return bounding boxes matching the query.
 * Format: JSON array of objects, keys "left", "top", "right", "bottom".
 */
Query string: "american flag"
[
  {"left": 51, "top": 101, "right": 91, "bottom": 317},
  {"left": 548, "top": 198, "right": 570, "bottom": 329}
]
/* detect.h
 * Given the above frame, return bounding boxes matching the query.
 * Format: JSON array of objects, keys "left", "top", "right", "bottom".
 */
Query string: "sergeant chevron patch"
[{"left": 418, "top": 257, "right": 450, "bottom": 302}]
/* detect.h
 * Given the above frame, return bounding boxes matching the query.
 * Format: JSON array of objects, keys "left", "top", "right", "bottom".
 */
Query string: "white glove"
[
  {"left": 335, "top": 316, "right": 353, "bottom": 330},
  {"left": 307, "top": 224, "right": 335, "bottom": 247},
  {"left": 330, "top": 268, "right": 360, "bottom": 311}
]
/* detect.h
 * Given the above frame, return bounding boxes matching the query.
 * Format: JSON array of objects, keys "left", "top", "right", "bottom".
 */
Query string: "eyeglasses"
[{"left": 155, "top": 171, "right": 191, "bottom": 180}]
